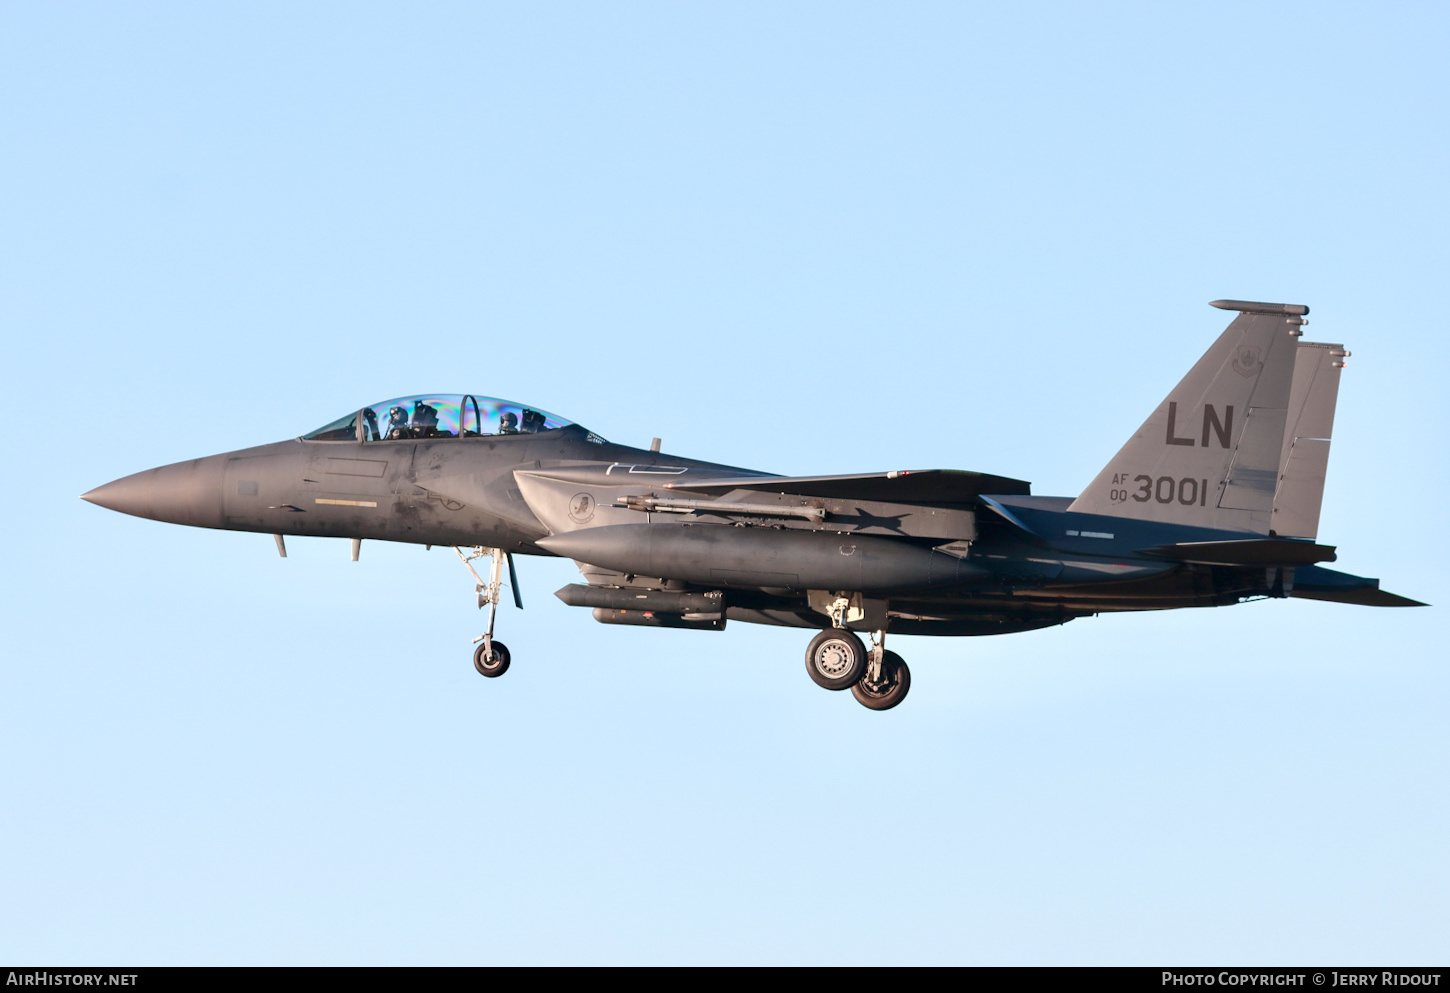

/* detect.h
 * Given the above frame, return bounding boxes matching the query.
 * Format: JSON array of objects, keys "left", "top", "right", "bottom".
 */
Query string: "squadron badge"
[
  {"left": 568, "top": 492, "right": 597, "bottom": 524},
  {"left": 1231, "top": 344, "right": 1262, "bottom": 378}
]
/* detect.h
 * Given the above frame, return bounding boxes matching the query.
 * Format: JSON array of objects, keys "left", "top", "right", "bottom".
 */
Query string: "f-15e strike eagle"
[{"left": 83, "top": 299, "right": 1423, "bottom": 711}]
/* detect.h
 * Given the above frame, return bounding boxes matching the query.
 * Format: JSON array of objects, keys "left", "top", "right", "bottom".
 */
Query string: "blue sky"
[{"left": 2, "top": 1, "right": 1446, "bottom": 964}]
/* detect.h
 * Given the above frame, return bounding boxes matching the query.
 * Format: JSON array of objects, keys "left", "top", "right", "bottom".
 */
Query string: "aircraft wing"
[{"left": 664, "top": 468, "right": 1030, "bottom": 505}]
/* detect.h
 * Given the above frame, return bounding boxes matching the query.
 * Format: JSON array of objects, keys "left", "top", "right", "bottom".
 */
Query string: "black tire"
[
  {"left": 804, "top": 629, "right": 867, "bottom": 691},
  {"left": 473, "top": 640, "right": 511, "bottom": 678},
  {"left": 852, "top": 651, "right": 911, "bottom": 711}
]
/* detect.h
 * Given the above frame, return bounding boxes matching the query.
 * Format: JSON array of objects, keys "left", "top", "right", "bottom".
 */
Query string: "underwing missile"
[
  {"left": 555, "top": 584, "right": 725, "bottom": 613},
  {"left": 591, "top": 608, "right": 726, "bottom": 630}
]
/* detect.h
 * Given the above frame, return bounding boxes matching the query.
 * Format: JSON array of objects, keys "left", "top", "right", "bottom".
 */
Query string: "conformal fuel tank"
[{"left": 535, "top": 522, "right": 986, "bottom": 591}]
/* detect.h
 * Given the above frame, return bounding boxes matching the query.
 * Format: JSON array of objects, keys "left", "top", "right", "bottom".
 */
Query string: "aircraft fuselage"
[{"left": 82, "top": 301, "right": 1424, "bottom": 710}]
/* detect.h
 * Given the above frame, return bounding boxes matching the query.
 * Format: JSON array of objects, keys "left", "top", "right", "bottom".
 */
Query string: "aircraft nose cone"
[
  {"left": 81, "top": 475, "right": 145, "bottom": 515},
  {"left": 81, "top": 457, "right": 226, "bottom": 528}
]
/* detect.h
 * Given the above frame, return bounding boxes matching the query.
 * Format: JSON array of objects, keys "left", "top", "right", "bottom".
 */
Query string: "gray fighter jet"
[{"left": 82, "top": 300, "right": 1424, "bottom": 711}]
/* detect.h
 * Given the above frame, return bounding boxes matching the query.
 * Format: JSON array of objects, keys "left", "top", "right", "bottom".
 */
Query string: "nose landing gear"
[
  {"left": 473, "top": 639, "right": 511, "bottom": 678},
  {"left": 455, "top": 546, "right": 520, "bottom": 678}
]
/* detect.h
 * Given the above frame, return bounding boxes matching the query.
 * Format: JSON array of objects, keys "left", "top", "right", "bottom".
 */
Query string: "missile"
[
  {"left": 591, "top": 608, "right": 726, "bottom": 630},
  {"left": 555, "top": 584, "right": 725, "bottom": 613},
  {"left": 536, "top": 522, "right": 986, "bottom": 591}
]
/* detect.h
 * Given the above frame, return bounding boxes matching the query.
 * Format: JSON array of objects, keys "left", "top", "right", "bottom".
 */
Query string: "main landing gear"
[
  {"left": 852, "top": 646, "right": 910, "bottom": 711},
  {"left": 803, "top": 601, "right": 911, "bottom": 711},
  {"left": 455, "top": 546, "right": 520, "bottom": 678}
]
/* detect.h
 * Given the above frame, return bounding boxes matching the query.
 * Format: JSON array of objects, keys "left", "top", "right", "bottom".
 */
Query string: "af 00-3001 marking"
[
  {"left": 1107, "top": 475, "right": 1209, "bottom": 506},
  {"left": 1107, "top": 472, "right": 1212, "bottom": 504}
]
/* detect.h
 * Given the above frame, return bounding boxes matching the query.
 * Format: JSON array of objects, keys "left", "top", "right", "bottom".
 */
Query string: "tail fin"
[
  {"left": 1068, "top": 299, "right": 1308, "bottom": 533},
  {"left": 1270, "top": 340, "right": 1347, "bottom": 539}
]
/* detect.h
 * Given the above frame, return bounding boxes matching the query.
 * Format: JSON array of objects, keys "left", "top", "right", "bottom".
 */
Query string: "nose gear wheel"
[{"left": 473, "top": 640, "right": 511, "bottom": 677}]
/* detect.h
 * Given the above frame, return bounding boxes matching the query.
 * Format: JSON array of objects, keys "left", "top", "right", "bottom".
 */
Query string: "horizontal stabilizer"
[
  {"left": 1138, "top": 538, "right": 1337, "bottom": 566},
  {"left": 665, "top": 468, "right": 1030, "bottom": 504},
  {"left": 1291, "top": 587, "right": 1428, "bottom": 607}
]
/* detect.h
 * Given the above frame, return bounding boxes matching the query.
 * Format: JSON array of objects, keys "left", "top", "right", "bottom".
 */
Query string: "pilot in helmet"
[
  {"left": 387, "top": 406, "right": 410, "bottom": 439},
  {"left": 411, "top": 400, "right": 440, "bottom": 436},
  {"left": 498, "top": 411, "right": 519, "bottom": 434}
]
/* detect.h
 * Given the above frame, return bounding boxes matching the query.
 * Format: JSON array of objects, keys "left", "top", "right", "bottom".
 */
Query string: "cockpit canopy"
[{"left": 302, "top": 394, "right": 602, "bottom": 443}]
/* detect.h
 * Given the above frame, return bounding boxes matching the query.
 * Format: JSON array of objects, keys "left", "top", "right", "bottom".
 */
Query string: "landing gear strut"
[
  {"left": 853, "top": 630, "right": 910, "bottom": 711},
  {"left": 456, "top": 546, "right": 519, "bottom": 678}
]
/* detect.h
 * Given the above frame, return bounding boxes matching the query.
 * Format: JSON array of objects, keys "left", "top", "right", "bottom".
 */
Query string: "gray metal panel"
[
  {"left": 1270, "top": 341, "right": 1345, "bottom": 539},
  {"left": 1069, "top": 303, "right": 1302, "bottom": 532},
  {"left": 1219, "top": 405, "right": 1290, "bottom": 511}
]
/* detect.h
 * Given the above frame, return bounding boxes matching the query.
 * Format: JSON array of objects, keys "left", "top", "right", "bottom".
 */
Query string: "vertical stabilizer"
[
  {"left": 1068, "top": 300, "right": 1307, "bottom": 533},
  {"left": 1270, "top": 341, "right": 1347, "bottom": 539}
]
